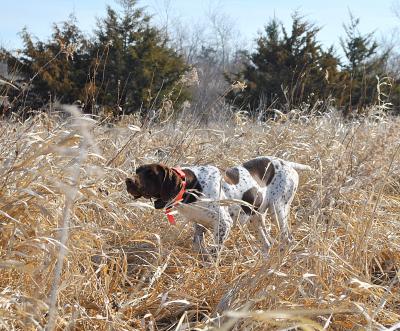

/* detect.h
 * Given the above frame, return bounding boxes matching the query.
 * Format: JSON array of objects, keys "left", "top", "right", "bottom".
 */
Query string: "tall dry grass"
[{"left": 0, "top": 108, "right": 399, "bottom": 330}]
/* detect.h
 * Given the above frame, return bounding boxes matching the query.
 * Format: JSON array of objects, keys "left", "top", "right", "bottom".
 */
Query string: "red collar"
[{"left": 165, "top": 167, "right": 186, "bottom": 225}]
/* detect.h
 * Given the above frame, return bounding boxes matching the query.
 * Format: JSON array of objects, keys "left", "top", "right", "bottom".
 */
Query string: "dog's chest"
[
  {"left": 176, "top": 203, "right": 217, "bottom": 228},
  {"left": 175, "top": 165, "right": 226, "bottom": 227}
]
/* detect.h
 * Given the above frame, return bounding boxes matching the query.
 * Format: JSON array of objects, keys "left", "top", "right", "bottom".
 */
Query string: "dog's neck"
[
  {"left": 169, "top": 167, "right": 186, "bottom": 203},
  {"left": 165, "top": 167, "right": 186, "bottom": 224}
]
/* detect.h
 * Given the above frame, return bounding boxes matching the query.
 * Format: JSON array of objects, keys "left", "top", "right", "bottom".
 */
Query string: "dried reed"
[{"left": 0, "top": 107, "right": 399, "bottom": 330}]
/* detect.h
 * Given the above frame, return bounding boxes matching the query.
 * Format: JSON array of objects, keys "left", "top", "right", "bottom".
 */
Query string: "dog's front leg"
[
  {"left": 210, "top": 207, "right": 232, "bottom": 258},
  {"left": 193, "top": 223, "right": 211, "bottom": 259}
]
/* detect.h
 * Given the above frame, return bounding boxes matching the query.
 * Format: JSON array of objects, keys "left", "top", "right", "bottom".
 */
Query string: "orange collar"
[{"left": 165, "top": 167, "right": 186, "bottom": 225}]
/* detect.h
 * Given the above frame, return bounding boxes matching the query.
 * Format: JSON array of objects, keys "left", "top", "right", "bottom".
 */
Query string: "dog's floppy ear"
[
  {"left": 160, "top": 167, "right": 181, "bottom": 202},
  {"left": 126, "top": 178, "right": 142, "bottom": 199}
]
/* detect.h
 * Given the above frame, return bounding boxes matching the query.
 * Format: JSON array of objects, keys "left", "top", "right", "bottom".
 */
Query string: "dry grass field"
[{"left": 0, "top": 107, "right": 399, "bottom": 330}]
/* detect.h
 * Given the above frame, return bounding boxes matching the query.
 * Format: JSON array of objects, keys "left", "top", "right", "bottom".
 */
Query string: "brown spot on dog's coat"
[
  {"left": 243, "top": 157, "right": 275, "bottom": 187},
  {"left": 224, "top": 167, "right": 240, "bottom": 185},
  {"left": 241, "top": 187, "right": 263, "bottom": 215}
]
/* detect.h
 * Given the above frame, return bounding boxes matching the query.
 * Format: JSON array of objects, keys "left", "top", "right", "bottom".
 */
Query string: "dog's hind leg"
[
  {"left": 193, "top": 223, "right": 209, "bottom": 257},
  {"left": 249, "top": 213, "right": 273, "bottom": 259},
  {"left": 269, "top": 171, "right": 298, "bottom": 243},
  {"left": 270, "top": 202, "right": 293, "bottom": 244}
]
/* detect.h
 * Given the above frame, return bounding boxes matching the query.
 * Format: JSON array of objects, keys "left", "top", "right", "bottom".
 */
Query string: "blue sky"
[{"left": 1, "top": 0, "right": 399, "bottom": 53}]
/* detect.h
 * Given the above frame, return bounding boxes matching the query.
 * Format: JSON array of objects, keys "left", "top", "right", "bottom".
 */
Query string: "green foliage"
[
  {"left": 340, "top": 14, "right": 378, "bottom": 72},
  {"left": 17, "top": 15, "right": 90, "bottom": 105},
  {"left": 2, "top": 4, "right": 397, "bottom": 118},
  {"left": 226, "top": 14, "right": 341, "bottom": 113},
  {"left": 90, "top": 0, "right": 188, "bottom": 115},
  {"left": 5, "top": 0, "right": 188, "bottom": 115},
  {"left": 339, "top": 13, "right": 389, "bottom": 113},
  {"left": 226, "top": 12, "right": 393, "bottom": 116}
]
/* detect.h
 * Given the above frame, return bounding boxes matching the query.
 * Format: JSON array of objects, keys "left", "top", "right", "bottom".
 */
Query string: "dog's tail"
[{"left": 286, "top": 161, "right": 312, "bottom": 171}]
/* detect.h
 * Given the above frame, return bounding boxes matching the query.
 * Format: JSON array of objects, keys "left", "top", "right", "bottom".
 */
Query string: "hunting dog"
[{"left": 126, "top": 156, "right": 311, "bottom": 257}]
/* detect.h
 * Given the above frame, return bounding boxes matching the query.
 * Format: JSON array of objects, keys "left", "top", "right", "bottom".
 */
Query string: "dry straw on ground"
[{"left": 0, "top": 108, "right": 399, "bottom": 330}]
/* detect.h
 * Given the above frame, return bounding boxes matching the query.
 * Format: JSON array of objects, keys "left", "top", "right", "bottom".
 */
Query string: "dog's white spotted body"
[
  {"left": 177, "top": 157, "right": 310, "bottom": 256},
  {"left": 126, "top": 156, "right": 311, "bottom": 258}
]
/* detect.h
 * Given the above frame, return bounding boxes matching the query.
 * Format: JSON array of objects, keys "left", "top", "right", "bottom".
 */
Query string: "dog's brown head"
[{"left": 125, "top": 163, "right": 182, "bottom": 203}]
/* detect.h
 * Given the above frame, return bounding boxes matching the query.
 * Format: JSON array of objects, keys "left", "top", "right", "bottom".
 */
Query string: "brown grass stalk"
[{"left": 0, "top": 107, "right": 399, "bottom": 330}]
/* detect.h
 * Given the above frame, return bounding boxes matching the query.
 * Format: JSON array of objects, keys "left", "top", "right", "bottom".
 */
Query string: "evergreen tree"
[
  {"left": 4, "top": 0, "right": 188, "bottom": 116},
  {"left": 90, "top": 0, "right": 188, "bottom": 115},
  {"left": 226, "top": 13, "right": 340, "bottom": 114},
  {"left": 17, "top": 15, "right": 90, "bottom": 107},
  {"left": 339, "top": 13, "right": 389, "bottom": 113}
]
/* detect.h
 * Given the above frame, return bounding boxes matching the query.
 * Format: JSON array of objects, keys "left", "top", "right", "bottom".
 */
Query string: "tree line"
[{"left": 0, "top": 0, "right": 398, "bottom": 119}]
